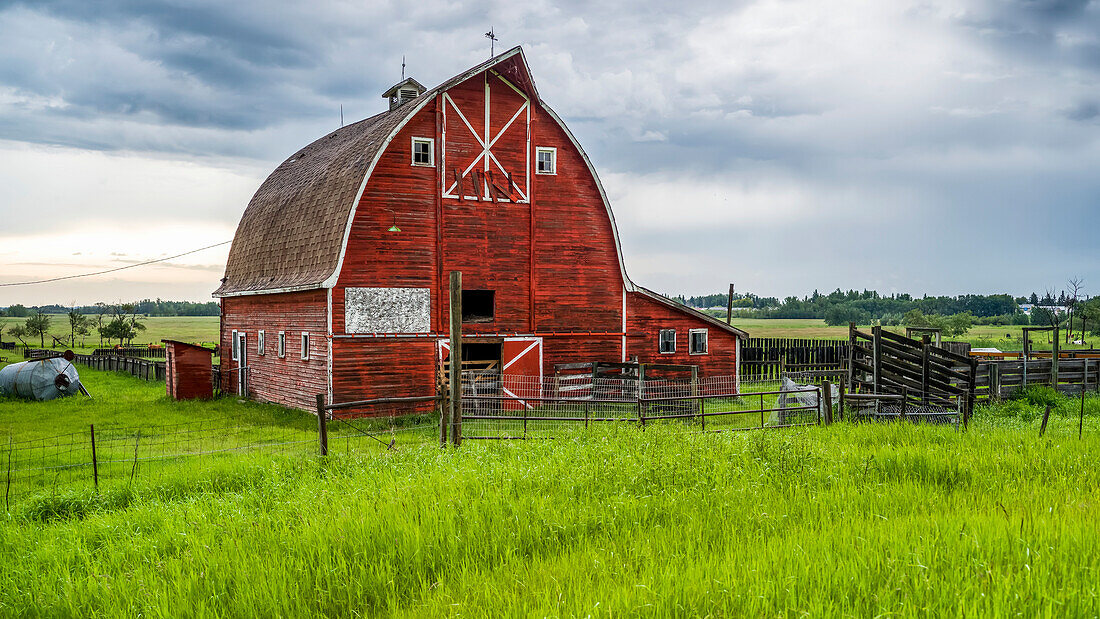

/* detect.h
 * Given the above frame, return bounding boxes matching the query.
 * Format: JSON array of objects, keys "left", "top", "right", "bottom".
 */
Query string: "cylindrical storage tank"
[{"left": 0, "top": 358, "right": 82, "bottom": 401}]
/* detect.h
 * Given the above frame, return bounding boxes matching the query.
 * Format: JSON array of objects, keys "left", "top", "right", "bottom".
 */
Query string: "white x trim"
[{"left": 442, "top": 72, "right": 530, "bottom": 202}]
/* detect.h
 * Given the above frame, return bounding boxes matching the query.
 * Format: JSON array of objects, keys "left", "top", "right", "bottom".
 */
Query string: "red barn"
[{"left": 214, "top": 47, "right": 746, "bottom": 411}]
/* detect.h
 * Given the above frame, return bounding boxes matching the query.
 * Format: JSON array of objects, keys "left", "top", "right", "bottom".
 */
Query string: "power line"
[{"left": 0, "top": 240, "right": 231, "bottom": 287}]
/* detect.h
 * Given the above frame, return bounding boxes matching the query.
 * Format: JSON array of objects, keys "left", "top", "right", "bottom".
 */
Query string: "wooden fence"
[
  {"left": 975, "top": 358, "right": 1099, "bottom": 401},
  {"left": 740, "top": 337, "right": 850, "bottom": 381},
  {"left": 74, "top": 354, "right": 165, "bottom": 381},
  {"left": 847, "top": 325, "right": 977, "bottom": 416}
]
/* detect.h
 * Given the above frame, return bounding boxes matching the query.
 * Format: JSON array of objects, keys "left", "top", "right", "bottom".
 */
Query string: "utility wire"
[{"left": 0, "top": 240, "right": 230, "bottom": 287}]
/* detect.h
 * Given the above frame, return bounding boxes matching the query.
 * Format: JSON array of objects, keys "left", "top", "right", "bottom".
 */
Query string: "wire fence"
[
  {"left": 461, "top": 373, "right": 824, "bottom": 439},
  {"left": 1, "top": 408, "right": 436, "bottom": 510}
]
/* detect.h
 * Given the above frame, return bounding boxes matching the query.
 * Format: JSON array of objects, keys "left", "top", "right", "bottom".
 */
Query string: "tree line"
[
  {"left": 674, "top": 285, "right": 1099, "bottom": 339},
  {"left": 1, "top": 298, "right": 219, "bottom": 318}
]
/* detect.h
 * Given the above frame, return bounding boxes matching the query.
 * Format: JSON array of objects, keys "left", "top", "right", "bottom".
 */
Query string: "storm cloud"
[{"left": 0, "top": 0, "right": 1098, "bottom": 304}]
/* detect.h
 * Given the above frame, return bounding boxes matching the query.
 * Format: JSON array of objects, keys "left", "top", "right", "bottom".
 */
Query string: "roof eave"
[{"left": 634, "top": 287, "right": 750, "bottom": 340}]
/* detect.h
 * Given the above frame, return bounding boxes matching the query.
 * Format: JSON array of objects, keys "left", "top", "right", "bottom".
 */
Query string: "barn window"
[
  {"left": 231, "top": 330, "right": 239, "bottom": 361},
  {"left": 301, "top": 332, "right": 310, "bottom": 360},
  {"left": 536, "top": 147, "right": 556, "bottom": 175},
  {"left": 258, "top": 330, "right": 265, "bottom": 356},
  {"left": 412, "top": 137, "right": 434, "bottom": 167},
  {"left": 278, "top": 331, "right": 286, "bottom": 358},
  {"left": 461, "top": 290, "right": 495, "bottom": 323},
  {"left": 689, "top": 329, "right": 708, "bottom": 355},
  {"left": 659, "top": 329, "right": 676, "bottom": 354}
]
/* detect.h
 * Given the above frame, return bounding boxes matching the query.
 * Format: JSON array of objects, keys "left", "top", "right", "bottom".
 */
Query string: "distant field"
[
  {"left": 727, "top": 317, "right": 1095, "bottom": 351},
  {"left": 0, "top": 315, "right": 218, "bottom": 351}
]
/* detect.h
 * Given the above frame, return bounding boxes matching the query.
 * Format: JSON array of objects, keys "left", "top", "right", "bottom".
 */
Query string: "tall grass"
[{"left": 1, "top": 410, "right": 1098, "bottom": 616}]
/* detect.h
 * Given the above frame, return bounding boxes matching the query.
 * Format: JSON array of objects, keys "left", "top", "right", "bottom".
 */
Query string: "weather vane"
[{"left": 485, "top": 28, "right": 498, "bottom": 57}]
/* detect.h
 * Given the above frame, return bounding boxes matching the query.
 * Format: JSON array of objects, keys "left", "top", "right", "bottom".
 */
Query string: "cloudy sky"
[{"left": 1, "top": 0, "right": 1098, "bottom": 306}]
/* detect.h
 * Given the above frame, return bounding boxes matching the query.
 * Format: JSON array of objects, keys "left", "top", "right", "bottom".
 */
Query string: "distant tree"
[
  {"left": 24, "top": 311, "right": 51, "bottom": 348},
  {"left": 7, "top": 304, "right": 29, "bottom": 318},
  {"left": 824, "top": 305, "right": 872, "bottom": 326},
  {"left": 946, "top": 312, "right": 974, "bottom": 337},
  {"left": 7, "top": 324, "right": 29, "bottom": 347},
  {"left": 1029, "top": 292, "right": 1039, "bottom": 305},
  {"left": 67, "top": 307, "right": 91, "bottom": 347},
  {"left": 1067, "top": 278, "right": 1084, "bottom": 342}
]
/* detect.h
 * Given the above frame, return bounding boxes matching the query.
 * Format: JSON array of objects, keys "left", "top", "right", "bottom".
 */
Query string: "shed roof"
[{"left": 214, "top": 47, "right": 530, "bottom": 297}]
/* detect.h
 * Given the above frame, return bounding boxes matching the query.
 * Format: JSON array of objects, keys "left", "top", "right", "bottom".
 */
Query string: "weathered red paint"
[
  {"left": 164, "top": 340, "right": 214, "bottom": 400},
  {"left": 219, "top": 53, "right": 743, "bottom": 412}
]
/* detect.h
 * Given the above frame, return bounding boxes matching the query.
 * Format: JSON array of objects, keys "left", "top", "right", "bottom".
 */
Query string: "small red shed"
[{"left": 163, "top": 340, "right": 214, "bottom": 400}]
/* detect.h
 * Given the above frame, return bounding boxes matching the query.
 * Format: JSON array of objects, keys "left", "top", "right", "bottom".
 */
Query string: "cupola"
[{"left": 382, "top": 78, "right": 427, "bottom": 110}]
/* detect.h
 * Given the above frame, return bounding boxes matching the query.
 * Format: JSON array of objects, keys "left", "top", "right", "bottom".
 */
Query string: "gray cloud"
[{"left": 0, "top": 0, "right": 1098, "bottom": 301}]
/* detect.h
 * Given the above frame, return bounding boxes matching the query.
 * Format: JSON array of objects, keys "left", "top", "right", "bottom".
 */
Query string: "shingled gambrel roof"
[{"left": 214, "top": 48, "right": 534, "bottom": 297}]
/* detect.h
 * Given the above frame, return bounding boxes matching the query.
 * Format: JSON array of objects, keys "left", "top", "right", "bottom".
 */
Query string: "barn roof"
[{"left": 214, "top": 47, "right": 532, "bottom": 297}]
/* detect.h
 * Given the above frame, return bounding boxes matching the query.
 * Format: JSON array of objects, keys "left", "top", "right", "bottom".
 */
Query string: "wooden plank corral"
[{"left": 220, "top": 290, "right": 328, "bottom": 411}]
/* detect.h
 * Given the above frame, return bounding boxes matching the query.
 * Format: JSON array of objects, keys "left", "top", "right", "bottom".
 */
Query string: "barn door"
[{"left": 501, "top": 337, "right": 542, "bottom": 410}]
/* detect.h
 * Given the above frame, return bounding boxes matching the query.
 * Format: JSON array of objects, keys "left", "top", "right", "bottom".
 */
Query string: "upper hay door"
[{"left": 441, "top": 70, "right": 530, "bottom": 203}]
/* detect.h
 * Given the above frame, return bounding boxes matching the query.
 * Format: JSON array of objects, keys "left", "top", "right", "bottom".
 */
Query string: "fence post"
[
  {"left": 5, "top": 436, "right": 12, "bottom": 512},
  {"left": 439, "top": 376, "right": 449, "bottom": 448},
  {"left": 900, "top": 387, "right": 908, "bottom": 420},
  {"left": 448, "top": 271, "right": 463, "bottom": 447},
  {"left": 1080, "top": 384, "right": 1086, "bottom": 441},
  {"left": 1040, "top": 404, "right": 1051, "bottom": 437},
  {"left": 1051, "top": 327, "right": 1060, "bottom": 390},
  {"left": 837, "top": 381, "right": 845, "bottom": 422},
  {"left": 90, "top": 424, "right": 99, "bottom": 491},
  {"left": 315, "top": 394, "right": 328, "bottom": 456},
  {"left": 822, "top": 381, "right": 833, "bottom": 425}
]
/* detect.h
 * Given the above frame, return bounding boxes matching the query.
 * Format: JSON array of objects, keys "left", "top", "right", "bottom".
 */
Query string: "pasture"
[
  {"left": 0, "top": 315, "right": 219, "bottom": 352},
  {"left": 1, "top": 365, "right": 1098, "bottom": 616},
  {"left": 728, "top": 317, "right": 1094, "bottom": 349}
]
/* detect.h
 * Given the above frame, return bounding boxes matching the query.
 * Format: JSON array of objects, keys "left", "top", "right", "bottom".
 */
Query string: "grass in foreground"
[{"left": 0, "top": 390, "right": 1098, "bottom": 616}]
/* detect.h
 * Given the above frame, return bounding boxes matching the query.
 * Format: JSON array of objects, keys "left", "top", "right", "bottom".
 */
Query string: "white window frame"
[
  {"left": 411, "top": 137, "right": 435, "bottom": 167},
  {"left": 278, "top": 331, "right": 286, "bottom": 359},
  {"left": 257, "top": 330, "right": 265, "bottom": 356},
  {"left": 301, "top": 332, "right": 310, "bottom": 360},
  {"left": 689, "top": 328, "right": 709, "bottom": 355},
  {"left": 659, "top": 329, "right": 676, "bottom": 354},
  {"left": 231, "top": 329, "right": 239, "bottom": 361},
  {"left": 535, "top": 147, "right": 557, "bottom": 175}
]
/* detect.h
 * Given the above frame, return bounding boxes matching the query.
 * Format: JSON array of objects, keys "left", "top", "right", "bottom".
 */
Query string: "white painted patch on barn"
[{"left": 345, "top": 287, "right": 430, "bottom": 333}]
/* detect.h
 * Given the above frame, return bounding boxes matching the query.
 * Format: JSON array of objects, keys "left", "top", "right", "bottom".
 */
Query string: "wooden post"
[
  {"left": 439, "top": 371, "right": 448, "bottom": 448},
  {"left": 822, "top": 381, "right": 833, "bottom": 425},
  {"left": 315, "top": 394, "right": 328, "bottom": 456},
  {"left": 691, "top": 366, "right": 702, "bottom": 430},
  {"left": 1051, "top": 327, "right": 1060, "bottom": 390},
  {"left": 899, "top": 387, "right": 908, "bottom": 420},
  {"left": 872, "top": 325, "right": 882, "bottom": 394},
  {"left": 1040, "top": 404, "right": 1051, "bottom": 437},
  {"left": 90, "top": 424, "right": 99, "bottom": 491},
  {"left": 837, "top": 381, "right": 845, "bottom": 422},
  {"left": 1080, "top": 383, "right": 1086, "bottom": 441},
  {"left": 448, "top": 271, "right": 463, "bottom": 447},
  {"left": 921, "top": 336, "right": 931, "bottom": 406},
  {"left": 990, "top": 362, "right": 1001, "bottom": 403},
  {"left": 726, "top": 283, "right": 735, "bottom": 325}
]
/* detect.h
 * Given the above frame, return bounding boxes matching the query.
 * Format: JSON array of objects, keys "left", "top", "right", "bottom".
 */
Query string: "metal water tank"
[{"left": 0, "top": 357, "right": 82, "bottom": 401}]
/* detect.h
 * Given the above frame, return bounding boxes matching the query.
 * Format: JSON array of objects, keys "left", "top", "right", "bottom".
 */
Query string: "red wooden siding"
[
  {"left": 221, "top": 290, "right": 328, "bottom": 411},
  {"left": 625, "top": 292, "right": 739, "bottom": 376},
  {"left": 165, "top": 342, "right": 213, "bottom": 400}
]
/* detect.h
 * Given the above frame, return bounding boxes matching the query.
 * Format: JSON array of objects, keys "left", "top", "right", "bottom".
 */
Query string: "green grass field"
[
  {"left": 1, "top": 365, "right": 1099, "bottom": 616},
  {"left": 0, "top": 315, "right": 219, "bottom": 353}
]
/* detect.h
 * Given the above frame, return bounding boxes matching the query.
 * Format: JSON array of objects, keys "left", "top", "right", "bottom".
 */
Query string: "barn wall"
[
  {"left": 221, "top": 290, "right": 328, "bottom": 411},
  {"left": 330, "top": 338, "right": 438, "bottom": 404},
  {"left": 529, "top": 109, "right": 625, "bottom": 334},
  {"left": 625, "top": 293, "right": 739, "bottom": 377},
  {"left": 332, "top": 68, "right": 629, "bottom": 346}
]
